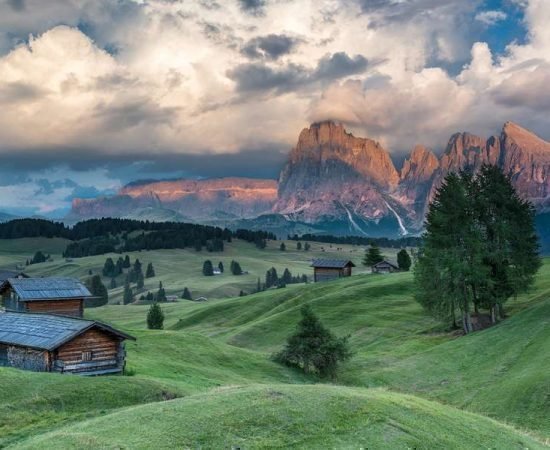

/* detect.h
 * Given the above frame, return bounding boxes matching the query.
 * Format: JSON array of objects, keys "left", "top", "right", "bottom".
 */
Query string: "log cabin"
[
  {"left": 371, "top": 260, "right": 399, "bottom": 274},
  {"left": 0, "top": 312, "right": 135, "bottom": 375},
  {"left": 0, "top": 270, "right": 28, "bottom": 284},
  {"left": 311, "top": 259, "right": 356, "bottom": 282},
  {"left": 0, "top": 277, "right": 92, "bottom": 318}
]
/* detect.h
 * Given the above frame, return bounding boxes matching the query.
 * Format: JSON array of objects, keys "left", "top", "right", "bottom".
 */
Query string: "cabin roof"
[
  {"left": 372, "top": 260, "right": 399, "bottom": 269},
  {"left": 310, "top": 259, "right": 356, "bottom": 269},
  {"left": 0, "top": 277, "right": 92, "bottom": 301},
  {"left": 0, "top": 312, "right": 135, "bottom": 351},
  {"left": 0, "top": 270, "right": 27, "bottom": 283}
]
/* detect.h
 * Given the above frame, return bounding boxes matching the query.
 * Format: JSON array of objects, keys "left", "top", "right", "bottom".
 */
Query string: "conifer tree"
[
  {"left": 218, "top": 261, "right": 224, "bottom": 273},
  {"left": 274, "top": 305, "right": 352, "bottom": 378},
  {"left": 110, "top": 277, "right": 117, "bottom": 289},
  {"left": 304, "top": 242, "right": 311, "bottom": 251},
  {"left": 182, "top": 287, "right": 192, "bottom": 300},
  {"left": 280, "top": 242, "right": 286, "bottom": 251},
  {"left": 147, "top": 302, "right": 164, "bottom": 330},
  {"left": 363, "top": 245, "right": 384, "bottom": 266},
  {"left": 145, "top": 262, "right": 155, "bottom": 278},
  {"left": 156, "top": 281, "right": 167, "bottom": 302},
  {"left": 397, "top": 249, "right": 412, "bottom": 271},
  {"left": 123, "top": 255, "right": 131, "bottom": 268},
  {"left": 136, "top": 271, "right": 145, "bottom": 290},
  {"left": 123, "top": 280, "right": 134, "bottom": 305},
  {"left": 296, "top": 241, "right": 302, "bottom": 250},
  {"left": 230, "top": 260, "right": 243, "bottom": 275},
  {"left": 202, "top": 260, "right": 214, "bottom": 276},
  {"left": 85, "top": 275, "right": 108, "bottom": 307},
  {"left": 102, "top": 257, "right": 116, "bottom": 277}
]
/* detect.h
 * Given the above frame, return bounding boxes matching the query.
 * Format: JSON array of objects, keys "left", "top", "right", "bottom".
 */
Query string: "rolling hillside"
[{"left": 0, "top": 241, "right": 548, "bottom": 448}]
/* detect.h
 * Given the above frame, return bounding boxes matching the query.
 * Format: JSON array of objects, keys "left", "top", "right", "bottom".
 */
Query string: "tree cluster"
[
  {"left": 85, "top": 275, "right": 108, "bottom": 307},
  {"left": 289, "top": 233, "right": 422, "bottom": 249},
  {"left": 264, "top": 267, "right": 307, "bottom": 289},
  {"left": 415, "top": 166, "right": 541, "bottom": 334}
]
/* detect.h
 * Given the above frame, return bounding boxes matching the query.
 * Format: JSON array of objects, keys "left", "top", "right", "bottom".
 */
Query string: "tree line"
[{"left": 289, "top": 233, "right": 422, "bottom": 249}]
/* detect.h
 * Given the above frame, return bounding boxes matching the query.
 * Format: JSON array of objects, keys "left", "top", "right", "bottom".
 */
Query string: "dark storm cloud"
[
  {"left": 238, "top": 0, "right": 266, "bottom": 15},
  {"left": 242, "top": 34, "right": 300, "bottom": 60},
  {"left": 228, "top": 52, "right": 370, "bottom": 94}
]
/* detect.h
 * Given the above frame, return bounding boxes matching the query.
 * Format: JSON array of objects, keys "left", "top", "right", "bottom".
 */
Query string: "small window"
[{"left": 82, "top": 351, "right": 92, "bottom": 361}]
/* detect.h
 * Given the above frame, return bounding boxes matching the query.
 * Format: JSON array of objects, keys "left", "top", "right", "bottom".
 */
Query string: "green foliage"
[
  {"left": 85, "top": 275, "right": 108, "bottom": 307},
  {"left": 145, "top": 262, "right": 155, "bottom": 278},
  {"left": 363, "top": 245, "right": 384, "bottom": 266},
  {"left": 279, "top": 242, "right": 286, "bottom": 251},
  {"left": 136, "top": 271, "right": 144, "bottom": 290},
  {"left": 110, "top": 277, "right": 117, "bottom": 289},
  {"left": 146, "top": 302, "right": 164, "bottom": 330},
  {"left": 296, "top": 241, "right": 302, "bottom": 250},
  {"left": 30, "top": 251, "right": 48, "bottom": 265},
  {"left": 230, "top": 260, "right": 243, "bottom": 275},
  {"left": 265, "top": 267, "right": 278, "bottom": 288},
  {"left": 218, "top": 261, "right": 224, "bottom": 273},
  {"left": 123, "top": 255, "right": 131, "bottom": 269},
  {"left": 202, "top": 260, "right": 214, "bottom": 276},
  {"left": 415, "top": 167, "right": 541, "bottom": 333},
  {"left": 156, "top": 281, "right": 167, "bottom": 303},
  {"left": 274, "top": 305, "right": 352, "bottom": 379},
  {"left": 102, "top": 257, "right": 116, "bottom": 277},
  {"left": 123, "top": 280, "right": 133, "bottom": 305},
  {"left": 181, "top": 287, "right": 192, "bottom": 300},
  {"left": 397, "top": 249, "right": 412, "bottom": 271},
  {"left": 304, "top": 242, "right": 311, "bottom": 251}
]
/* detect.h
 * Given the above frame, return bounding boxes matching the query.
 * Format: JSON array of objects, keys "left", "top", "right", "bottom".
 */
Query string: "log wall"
[{"left": 25, "top": 299, "right": 83, "bottom": 317}]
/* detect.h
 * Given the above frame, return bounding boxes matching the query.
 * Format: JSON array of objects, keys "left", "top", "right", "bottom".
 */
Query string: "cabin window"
[{"left": 82, "top": 351, "right": 93, "bottom": 361}]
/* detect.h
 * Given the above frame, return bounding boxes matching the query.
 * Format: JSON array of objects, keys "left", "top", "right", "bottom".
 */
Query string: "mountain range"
[{"left": 68, "top": 121, "right": 550, "bottom": 238}]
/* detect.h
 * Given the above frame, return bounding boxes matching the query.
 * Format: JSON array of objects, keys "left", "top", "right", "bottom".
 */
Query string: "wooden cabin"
[
  {"left": 311, "top": 259, "right": 356, "bottom": 282},
  {"left": 0, "top": 270, "right": 28, "bottom": 284},
  {"left": 0, "top": 312, "right": 135, "bottom": 375},
  {"left": 0, "top": 277, "right": 93, "bottom": 318},
  {"left": 371, "top": 260, "right": 399, "bottom": 274}
]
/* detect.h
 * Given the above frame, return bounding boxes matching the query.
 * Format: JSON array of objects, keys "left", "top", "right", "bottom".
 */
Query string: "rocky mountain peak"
[
  {"left": 400, "top": 145, "right": 439, "bottom": 183},
  {"left": 502, "top": 121, "right": 550, "bottom": 156}
]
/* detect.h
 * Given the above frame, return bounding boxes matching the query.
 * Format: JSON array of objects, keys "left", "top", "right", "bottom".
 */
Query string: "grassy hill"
[
  {"left": 0, "top": 239, "right": 548, "bottom": 448},
  {"left": 12, "top": 385, "right": 545, "bottom": 450},
  {"left": 0, "top": 237, "right": 382, "bottom": 301}
]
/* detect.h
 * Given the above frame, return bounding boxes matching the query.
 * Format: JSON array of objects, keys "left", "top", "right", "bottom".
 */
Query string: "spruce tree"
[
  {"left": 145, "top": 262, "right": 155, "bottom": 278},
  {"left": 133, "top": 258, "right": 142, "bottom": 273},
  {"left": 202, "top": 260, "right": 214, "bottom": 276},
  {"left": 363, "top": 245, "right": 384, "bottom": 266},
  {"left": 218, "top": 261, "right": 224, "bottom": 273},
  {"left": 304, "top": 242, "right": 311, "bottom": 251},
  {"left": 297, "top": 242, "right": 302, "bottom": 250},
  {"left": 116, "top": 257, "right": 124, "bottom": 275},
  {"left": 280, "top": 242, "right": 286, "bottom": 251},
  {"left": 102, "top": 257, "right": 116, "bottom": 277},
  {"left": 274, "top": 305, "right": 352, "bottom": 378},
  {"left": 156, "top": 281, "right": 167, "bottom": 302},
  {"left": 123, "top": 255, "right": 131, "bottom": 268},
  {"left": 282, "top": 268, "right": 292, "bottom": 284},
  {"left": 147, "top": 302, "right": 164, "bottom": 330},
  {"left": 110, "top": 277, "right": 117, "bottom": 289},
  {"left": 397, "top": 249, "right": 412, "bottom": 271},
  {"left": 85, "top": 275, "right": 108, "bottom": 307},
  {"left": 123, "top": 280, "right": 134, "bottom": 305},
  {"left": 230, "top": 260, "right": 243, "bottom": 275},
  {"left": 136, "top": 271, "right": 145, "bottom": 290},
  {"left": 182, "top": 287, "right": 192, "bottom": 300}
]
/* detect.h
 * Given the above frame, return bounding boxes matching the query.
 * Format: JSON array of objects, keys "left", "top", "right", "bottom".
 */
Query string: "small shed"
[
  {"left": 311, "top": 259, "right": 356, "bottom": 282},
  {"left": 0, "top": 277, "right": 92, "bottom": 318},
  {"left": 372, "top": 260, "right": 399, "bottom": 274},
  {"left": 0, "top": 312, "right": 135, "bottom": 375}
]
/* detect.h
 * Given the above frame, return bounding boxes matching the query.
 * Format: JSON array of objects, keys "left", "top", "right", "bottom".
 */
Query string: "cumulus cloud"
[{"left": 475, "top": 10, "right": 507, "bottom": 25}]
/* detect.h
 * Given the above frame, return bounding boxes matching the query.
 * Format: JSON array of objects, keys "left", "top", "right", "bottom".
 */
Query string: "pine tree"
[
  {"left": 145, "top": 262, "right": 155, "bottom": 278},
  {"left": 147, "top": 302, "right": 164, "bottom": 330},
  {"left": 218, "top": 261, "right": 224, "bottom": 273},
  {"left": 116, "top": 257, "right": 124, "bottom": 275},
  {"left": 102, "top": 257, "right": 116, "bottom": 277},
  {"left": 133, "top": 258, "right": 142, "bottom": 273},
  {"left": 110, "top": 277, "right": 117, "bottom": 289},
  {"left": 363, "top": 245, "right": 384, "bottom": 266},
  {"left": 282, "top": 268, "right": 292, "bottom": 284},
  {"left": 256, "top": 277, "right": 262, "bottom": 292},
  {"left": 136, "top": 271, "right": 144, "bottom": 290},
  {"left": 85, "top": 275, "right": 108, "bottom": 307},
  {"left": 274, "top": 305, "right": 352, "bottom": 378},
  {"left": 239, "top": 290, "right": 246, "bottom": 297},
  {"left": 296, "top": 242, "right": 302, "bottom": 250},
  {"left": 202, "top": 260, "right": 214, "bottom": 276},
  {"left": 182, "top": 287, "right": 192, "bottom": 300},
  {"left": 265, "top": 267, "right": 278, "bottom": 288},
  {"left": 123, "top": 280, "right": 134, "bottom": 305},
  {"left": 280, "top": 242, "right": 286, "bottom": 251},
  {"left": 156, "top": 281, "right": 167, "bottom": 302},
  {"left": 397, "top": 249, "right": 412, "bottom": 271},
  {"left": 304, "top": 242, "right": 311, "bottom": 251},
  {"left": 230, "top": 260, "right": 243, "bottom": 275},
  {"left": 123, "top": 255, "right": 131, "bottom": 268}
]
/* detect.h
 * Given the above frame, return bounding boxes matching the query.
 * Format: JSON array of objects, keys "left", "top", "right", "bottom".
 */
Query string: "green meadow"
[{"left": 0, "top": 237, "right": 548, "bottom": 448}]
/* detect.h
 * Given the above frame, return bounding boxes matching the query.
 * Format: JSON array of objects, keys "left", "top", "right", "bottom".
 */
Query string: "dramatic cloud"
[{"left": 0, "top": 0, "right": 548, "bottom": 217}]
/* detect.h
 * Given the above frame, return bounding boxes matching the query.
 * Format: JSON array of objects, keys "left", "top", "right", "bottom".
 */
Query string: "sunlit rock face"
[{"left": 69, "top": 121, "right": 550, "bottom": 236}]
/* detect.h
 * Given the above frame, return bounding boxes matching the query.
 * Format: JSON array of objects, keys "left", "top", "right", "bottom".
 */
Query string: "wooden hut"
[
  {"left": 0, "top": 312, "right": 134, "bottom": 375},
  {"left": 0, "top": 270, "right": 28, "bottom": 284},
  {"left": 0, "top": 277, "right": 93, "bottom": 318},
  {"left": 371, "top": 260, "right": 399, "bottom": 274},
  {"left": 311, "top": 259, "right": 355, "bottom": 282}
]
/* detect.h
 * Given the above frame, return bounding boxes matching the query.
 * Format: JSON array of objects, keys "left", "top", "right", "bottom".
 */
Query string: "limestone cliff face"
[{"left": 68, "top": 121, "right": 550, "bottom": 236}]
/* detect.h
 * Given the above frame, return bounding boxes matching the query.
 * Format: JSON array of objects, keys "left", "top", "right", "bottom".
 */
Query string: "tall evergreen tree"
[
  {"left": 202, "top": 260, "right": 214, "bottom": 276},
  {"left": 147, "top": 302, "right": 164, "bottom": 330},
  {"left": 133, "top": 258, "right": 142, "bottom": 273},
  {"left": 265, "top": 267, "right": 279, "bottom": 288},
  {"left": 136, "top": 271, "right": 145, "bottom": 290},
  {"left": 280, "top": 242, "right": 286, "bottom": 251},
  {"left": 123, "top": 280, "right": 134, "bottom": 305},
  {"left": 304, "top": 242, "right": 311, "bottom": 251},
  {"left": 123, "top": 255, "right": 131, "bottom": 268},
  {"left": 145, "top": 262, "right": 155, "bottom": 278},
  {"left": 363, "top": 245, "right": 384, "bottom": 266},
  {"left": 230, "top": 260, "right": 243, "bottom": 275},
  {"left": 296, "top": 241, "right": 302, "bottom": 250},
  {"left": 102, "top": 257, "right": 116, "bottom": 277},
  {"left": 218, "top": 261, "right": 224, "bottom": 273},
  {"left": 110, "top": 277, "right": 117, "bottom": 289},
  {"left": 116, "top": 257, "right": 124, "bottom": 275},
  {"left": 156, "top": 281, "right": 167, "bottom": 302},
  {"left": 397, "top": 249, "right": 412, "bottom": 271},
  {"left": 282, "top": 268, "right": 292, "bottom": 284},
  {"left": 182, "top": 287, "right": 192, "bottom": 300},
  {"left": 85, "top": 275, "right": 108, "bottom": 307},
  {"left": 274, "top": 305, "right": 352, "bottom": 378}
]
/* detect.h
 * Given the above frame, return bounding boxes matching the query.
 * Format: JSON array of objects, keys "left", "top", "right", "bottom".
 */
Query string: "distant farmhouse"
[
  {"left": 371, "top": 260, "right": 399, "bottom": 274},
  {"left": 311, "top": 259, "right": 355, "bottom": 282},
  {"left": 0, "top": 277, "right": 135, "bottom": 375}
]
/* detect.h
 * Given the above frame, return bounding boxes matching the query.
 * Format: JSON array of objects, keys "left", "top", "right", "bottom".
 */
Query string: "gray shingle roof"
[
  {"left": 310, "top": 259, "right": 356, "bottom": 268},
  {"left": 4, "top": 277, "right": 92, "bottom": 301},
  {"left": 372, "top": 260, "right": 399, "bottom": 268},
  {"left": 0, "top": 312, "right": 135, "bottom": 350}
]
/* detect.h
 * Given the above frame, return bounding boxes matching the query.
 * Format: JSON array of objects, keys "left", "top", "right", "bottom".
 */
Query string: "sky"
[{"left": 0, "top": 0, "right": 548, "bottom": 217}]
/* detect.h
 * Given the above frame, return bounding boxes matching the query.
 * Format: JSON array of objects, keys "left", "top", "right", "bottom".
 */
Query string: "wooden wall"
[
  {"left": 0, "top": 344, "right": 49, "bottom": 371},
  {"left": 24, "top": 299, "right": 83, "bottom": 318},
  {"left": 54, "top": 328, "right": 122, "bottom": 374}
]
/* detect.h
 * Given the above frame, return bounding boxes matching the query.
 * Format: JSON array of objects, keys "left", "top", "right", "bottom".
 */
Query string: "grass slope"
[{"left": 13, "top": 385, "right": 545, "bottom": 450}]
